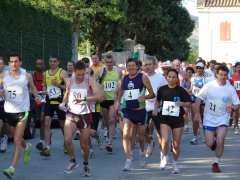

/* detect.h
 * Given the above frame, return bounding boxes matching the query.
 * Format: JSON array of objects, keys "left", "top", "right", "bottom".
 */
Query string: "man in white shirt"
[
  {"left": 194, "top": 65, "right": 239, "bottom": 173},
  {"left": 143, "top": 56, "right": 167, "bottom": 158}
]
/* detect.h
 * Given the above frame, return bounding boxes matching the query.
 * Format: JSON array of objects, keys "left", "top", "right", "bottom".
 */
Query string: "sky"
[{"left": 183, "top": 0, "right": 198, "bottom": 16}]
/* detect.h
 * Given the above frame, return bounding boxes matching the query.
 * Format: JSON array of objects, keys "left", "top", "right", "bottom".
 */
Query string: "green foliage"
[
  {"left": 0, "top": 0, "right": 72, "bottom": 69},
  {"left": 124, "top": 0, "right": 195, "bottom": 60},
  {"left": 187, "top": 49, "right": 198, "bottom": 64}
]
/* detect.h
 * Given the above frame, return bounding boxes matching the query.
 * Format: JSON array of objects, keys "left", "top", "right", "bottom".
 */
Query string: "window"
[{"left": 220, "top": 21, "right": 231, "bottom": 41}]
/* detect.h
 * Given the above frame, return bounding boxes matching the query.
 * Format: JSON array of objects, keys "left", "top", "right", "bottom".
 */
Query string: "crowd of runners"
[{"left": 0, "top": 53, "right": 239, "bottom": 179}]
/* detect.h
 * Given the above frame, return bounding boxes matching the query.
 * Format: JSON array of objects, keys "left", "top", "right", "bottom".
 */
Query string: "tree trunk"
[{"left": 71, "top": 31, "right": 79, "bottom": 62}]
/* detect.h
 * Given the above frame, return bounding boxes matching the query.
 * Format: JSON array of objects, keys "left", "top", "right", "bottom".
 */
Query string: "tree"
[{"left": 124, "top": 0, "right": 194, "bottom": 60}]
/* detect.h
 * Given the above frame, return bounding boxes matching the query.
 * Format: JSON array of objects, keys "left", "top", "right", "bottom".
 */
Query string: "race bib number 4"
[
  {"left": 124, "top": 89, "right": 140, "bottom": 101},
  {"left": 6, "top": 86, "right": 23, "bottom": 102},
  {"left": 104, "top": 81, "right": 117, "bottom": 92},
  {"left": 208, "top": 100, "right": 225, "bottom": 116},
  {"left": 234, "top": 81, "right": 240, "bottom": 91},
  {"left": 162, "top": 101, "right": 180, "bottom": 117},
  {"left": 47, "top": 86, "right": 61, "bottom": 99}
]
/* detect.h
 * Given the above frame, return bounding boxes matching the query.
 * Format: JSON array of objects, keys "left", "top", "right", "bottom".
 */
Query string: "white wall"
[{"left": 198, "top": 10, "right": 240, "bottom": 64}]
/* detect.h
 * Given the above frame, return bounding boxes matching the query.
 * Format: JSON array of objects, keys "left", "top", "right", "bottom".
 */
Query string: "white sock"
[{"left": 214, "top": 157, "right": 220, "bottom": 163}]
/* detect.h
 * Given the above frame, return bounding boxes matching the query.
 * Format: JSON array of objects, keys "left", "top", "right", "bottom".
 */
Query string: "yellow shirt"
[{"left": 45, "top": 68, "right": 63, "bottom": 104}]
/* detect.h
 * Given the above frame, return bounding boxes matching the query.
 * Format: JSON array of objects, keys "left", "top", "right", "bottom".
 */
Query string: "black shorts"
[
  {"left": 0, "top": 101, "right": 5, "bottom": 122},
  {"left": 122, "top": 109, "right": 146, "bottom": 126},
  {"left": 5, "top": 112, "right": 29, "bottom": 127},
  {"left": 44, "top": 103, "right": 65, "bottom": 121},
  {"left": 153, "top": 115, "right": 184, "bottom": 130},
  {"left": 91, "top": 112, "right": 101, "bottom": 131},
  {"left": 100, "top": 100, "right": 114, "bottom": 109},
  {"left": 66, "top": 112, "right": 93, "bottom": 129}
]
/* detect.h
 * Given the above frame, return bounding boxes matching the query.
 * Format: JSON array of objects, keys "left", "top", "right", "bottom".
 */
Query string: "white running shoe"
[
  {"left": 64, "top": 161, "right": 79, "bottom": 174},
  {"left": 139, "top": 151, "right": 146, "bottom": 167},
  {"left": 145, "top": 141, "right": 154, "bottom": 158},
  {"left": 172, "top": 161, "right": 180, "bottom": 174},
  {"left": 160, "top": 155, "right": 168, "bottom": 170},
  {"left": 123, "top": 159, "right": 132, "bottom": 171},
  {"left": 234, "top": 128, "right": 239, "bottom": 135}
]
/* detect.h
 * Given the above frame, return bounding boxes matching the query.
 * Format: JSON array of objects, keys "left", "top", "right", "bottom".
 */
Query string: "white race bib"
[
  {"left": 192, "top": 87, "right": 200, "bottom": 95},
  {"left": 69, "top": 88, "right": 88, "bottom": 114},
  {"left": 47, "top": 86, "right": 62, "bottom": 99},
  {"left": 208, "top": 100, "right": 226, "bottom": 116},
  {"left": 6, "top": 86, "right": 23, "bottom": 102},
  {"left": 124, "top": 89, "right": 140, "bottom": 101},
  {"left": 234, "top": 81, "right": 240, "bottom": 91},
  {"left": 162, "top": 101, "right": 180, "bottom": 117},
  {"left": 104, "top": 81, "right": 117, "bottom": 92}
]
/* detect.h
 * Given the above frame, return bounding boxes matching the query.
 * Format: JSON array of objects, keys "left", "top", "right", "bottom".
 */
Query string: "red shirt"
[{"left": 230, "top": 72, "right": 240, "bottom": 97}]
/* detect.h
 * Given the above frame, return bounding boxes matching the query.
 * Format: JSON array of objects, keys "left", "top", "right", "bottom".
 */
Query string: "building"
[{"left": 197, "top": 0, "right": 240, "bottom": 64}]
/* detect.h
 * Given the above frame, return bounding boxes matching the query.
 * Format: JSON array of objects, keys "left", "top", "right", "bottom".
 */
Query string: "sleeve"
[
  {"left": 197, "top": 83, "right": 209, "bottom": 101},
  {"left": 231, "top": 87, "right": 240, "bottom": 105},
  {"left": 180, "top": 87, "right": 191, "bottom": 102}
]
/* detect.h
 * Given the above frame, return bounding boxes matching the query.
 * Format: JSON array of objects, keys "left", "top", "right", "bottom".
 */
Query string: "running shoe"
[
  {"left": 212, "top": 162, "right": 221, "bottom": 173},
  {"left": 172, "top": 161, "right": 180, "bottom": 174},
  {"left": 64, "top": 161, "right": 79, "bottom": 174},
  {"left": 36, "top": 142, "right": 44, "bottom": 151},
  {"left": 234, "top": 128, "right": 239, "bottom": 135},
  {"left": 123, "top": 159, "right": 132, "bottom": 171},
  {"left": 160, "top": 155, "right": 168, "bottom": 170},
  {"left": 23, "top": 143, "right": 32, "bottom": 165},
  {"left": 3, "top": 167, "right": 14, "bottom": 179},
  {"left": 40, "top": 147, "right": 51, "bottom": 157},
  {"left": 145, "top": 141, "right": 154, "bottom": 158},
  {"left": 190, "top": 137, "right": 198, "bottom": 145},
  {"left": 82, "top": 166, "right": 91, "bottom": 177},
  {"left": 105, "top": 145, "right": 113, "bottom": 154}
]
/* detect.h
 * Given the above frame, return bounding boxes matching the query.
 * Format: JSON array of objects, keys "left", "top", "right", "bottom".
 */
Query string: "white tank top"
[
  {"left": 67, "top": 78, "right": 92, "bottom": 115},
  {"left": 3, "top": 71, "right": 30, "bottom": 113}
]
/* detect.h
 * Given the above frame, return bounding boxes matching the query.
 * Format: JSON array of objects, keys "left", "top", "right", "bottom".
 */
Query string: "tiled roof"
[{"left": 197, "top": 0, "right": 240, "bottom": 8}]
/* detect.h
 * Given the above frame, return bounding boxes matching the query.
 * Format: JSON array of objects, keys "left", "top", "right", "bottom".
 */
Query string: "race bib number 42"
[
  {"left": 124, "top": 89, "right": 140, "bottom": 101},
  {"left": 47, "top": 86, "right": 61, "bottom": 99},
  {"left": 162, "top": 101, "right": 180, "bottom": 117},
  {"left": 104, "top": 81, "right": 117, "bottom": 92}
]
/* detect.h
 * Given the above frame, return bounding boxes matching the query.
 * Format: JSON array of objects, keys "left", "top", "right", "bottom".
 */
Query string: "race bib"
[
  {"left": 192, "top": 87, "right": 200, "bottom": 95},
  {"left": 124, "top": 89, "right": 140, "bottom": 101},
  {"left": 47, "top": 86, "right": 62, "bottom": 99},
  {"left": 162, "top": 101, "right": 180, "bottom": 117},
  {"left": 6, "top": 86, "right": 23, "bottom": 102},
  {"left": 208, "top": 100, "right": 226, "bottom": 116},
  {"left": 69, "top": 88, "right": 87, "bottom": 104},
  {"left": 104, "top": 81, "right": 117, "bottom": 92},
  {"left": 234, "top": 81, "right": 240, "bottom": 91}
]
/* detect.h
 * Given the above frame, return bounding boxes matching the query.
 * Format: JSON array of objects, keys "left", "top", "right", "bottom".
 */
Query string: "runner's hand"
[{"left": 226, "top": 104, "right": 233, "bottom": 113}]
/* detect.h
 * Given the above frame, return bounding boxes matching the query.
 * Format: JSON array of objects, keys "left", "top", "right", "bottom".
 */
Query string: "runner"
[
  {"left": 60, "top": 61, "right": 103, "bottom": 176},
  {"left": 0, "top": 57, "right": 8, "bottom": 153},
  {"left": 143, "top": 56, "right": 167, "bottom": 159},
  {"left": 194, "top": 65, "right": 239, "bottom": 172},
  {"left": 40, "top": 56, "right": 68, "bottom": 156},
  {"left": 229, "top": 62, "right": 240, "bottom": 134},
  {"left": 100, "top": 55, "right": 121, "bottom": 153},
  {"left": 2, "top": 54, "right": 40, "bottom": 179},
  {"left": 32, "top": 59, "right": 46, "bottom": 151},
  {"left": 115, "top": 58, "right": 154, "bottom": 171},
  {"left": 153, "top": 68, "right": 191, "bottom": 174},
  {"left": 190, "top": 60, "right": 207, "bottom": 145}
]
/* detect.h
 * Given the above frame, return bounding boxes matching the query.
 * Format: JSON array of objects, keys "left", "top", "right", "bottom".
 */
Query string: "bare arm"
[
  {"left": 27, "top": 73, "right": 38, "bottom": 97},
  {"left": 141, "top": 74, "right": 155, "bottom": 100},
  {"left": 86, "top": 79, "right": 104, "bottom": 102}
]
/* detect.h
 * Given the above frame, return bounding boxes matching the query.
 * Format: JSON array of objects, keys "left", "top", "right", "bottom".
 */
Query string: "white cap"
[{"left": 196, "top": 62, "right": 205, "bottom": 68}]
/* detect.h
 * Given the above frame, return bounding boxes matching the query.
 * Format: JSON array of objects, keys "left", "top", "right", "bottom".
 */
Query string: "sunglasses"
[{"left": 196, "top": 66, "right": 204, "bottom": 69}]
